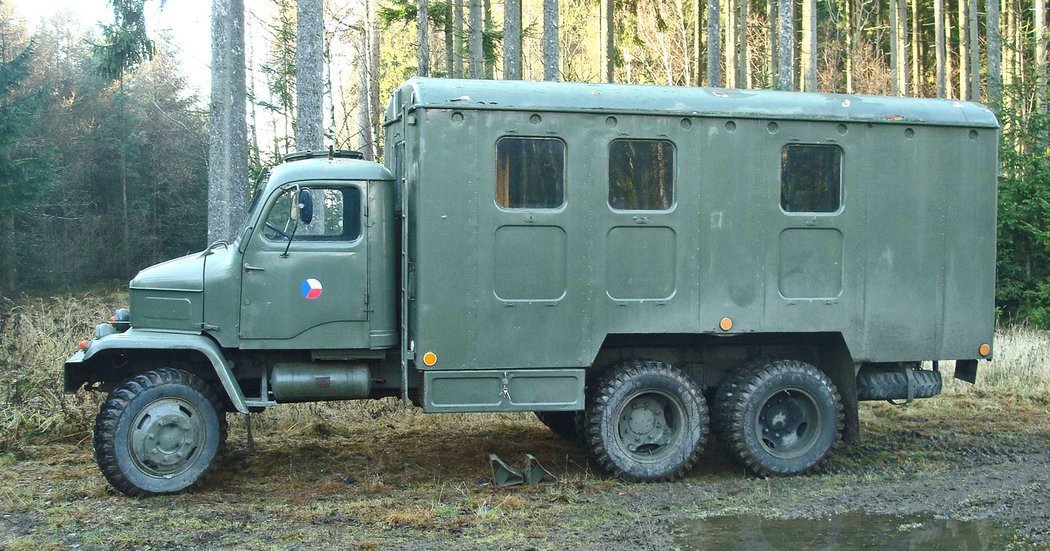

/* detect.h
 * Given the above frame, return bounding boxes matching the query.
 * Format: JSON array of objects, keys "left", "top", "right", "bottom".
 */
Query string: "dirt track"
[{"left": 0, "top": 392, "right": 1047, "bottom": 550}]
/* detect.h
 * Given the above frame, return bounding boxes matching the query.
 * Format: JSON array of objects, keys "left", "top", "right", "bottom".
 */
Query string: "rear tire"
[
  {"left": 719, "top": 360, "right": 842, "bottom": 476},
  {"left": 586, "top": 360, "right": 709, "bottom": 481},
  {"left": 93, "top": 368, "right": 227, "bottom": 496},
  {"left": 535, "top": 411, "right": 583, "bottom": 440}
]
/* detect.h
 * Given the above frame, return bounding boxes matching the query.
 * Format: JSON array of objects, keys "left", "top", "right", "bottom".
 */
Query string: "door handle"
[{"left": 244, "top": 264, "right": 265, "bottom": 272}]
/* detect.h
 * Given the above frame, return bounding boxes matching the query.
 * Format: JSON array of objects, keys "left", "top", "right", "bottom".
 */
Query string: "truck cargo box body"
[{"left": 384, "top": 78, "right": 998, "bottom": 378}]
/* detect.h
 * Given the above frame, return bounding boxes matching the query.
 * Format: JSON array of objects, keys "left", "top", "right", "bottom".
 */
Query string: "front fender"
[{"left": 64, "top": 329, "right": 249, "bottom": 414}]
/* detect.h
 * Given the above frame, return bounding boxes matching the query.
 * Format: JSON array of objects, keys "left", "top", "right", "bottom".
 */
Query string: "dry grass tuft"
[
  {"left": 941, "top": 325, "right": 1050, "bottom": 395},
  {"left": 0, "top": 287, "right": 124, "bottom": 449},
  {"left": 383, "top": 506, "right": 435, "bottom": 527}
]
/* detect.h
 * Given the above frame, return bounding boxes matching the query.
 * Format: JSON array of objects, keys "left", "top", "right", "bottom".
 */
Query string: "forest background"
[{"left": 0, "top": 0, "right": 1047, "bottom": 324}]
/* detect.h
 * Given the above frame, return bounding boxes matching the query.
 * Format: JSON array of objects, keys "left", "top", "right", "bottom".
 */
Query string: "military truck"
[{"left": 65, "top": 78, "right": 998, "bottom": 496}]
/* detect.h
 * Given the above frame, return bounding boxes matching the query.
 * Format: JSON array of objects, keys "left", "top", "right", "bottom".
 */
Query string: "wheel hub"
[
  {"left": 129, "top": 399, "right": 203, "bottom": 476},
  {"left": 618, "top": 395, "right": 673, "bottom": 454},
  {"left": 756, "top": 389, "right": 819, "bottom": 459}
]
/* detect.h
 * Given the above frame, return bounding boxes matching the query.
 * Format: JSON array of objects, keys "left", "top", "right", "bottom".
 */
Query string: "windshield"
[{"left": 237, "top": 171, "right": 271, "bottom": 238}]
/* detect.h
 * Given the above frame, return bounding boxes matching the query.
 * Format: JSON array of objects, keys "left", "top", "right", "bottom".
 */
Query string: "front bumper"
[{"left": 63, "top": 350, "right": 87, "bottom": 393}]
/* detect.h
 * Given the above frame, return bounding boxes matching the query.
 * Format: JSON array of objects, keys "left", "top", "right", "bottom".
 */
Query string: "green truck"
[{"left": 65, "top": 78, "right": 999, "bottom": 496}]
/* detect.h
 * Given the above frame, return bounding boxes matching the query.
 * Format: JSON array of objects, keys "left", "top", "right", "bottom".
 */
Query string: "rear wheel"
[
  {"left": 535, "top": 411, "right": 583, "bottom": 440},
  {"left": 718, "top": 360, "right": 842, "bottom": 476},
  {"left": 93, "top": 368, "right": 226, "bottom": 496},
  {"left": 586, "top": 360, "right": 708, "bottom": 481}
]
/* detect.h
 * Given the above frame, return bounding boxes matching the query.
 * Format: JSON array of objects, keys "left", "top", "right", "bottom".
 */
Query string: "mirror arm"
[{"left": 280, "top": 218, "right": 299, "bottom": 258}]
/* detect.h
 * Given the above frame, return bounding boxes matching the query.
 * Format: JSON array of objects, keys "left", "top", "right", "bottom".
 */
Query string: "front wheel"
[
  {"left": 718, "top": 360, "right": 842, "bottom": 476},
  {"left": 586, "top": 360, "right": 709, "bottom": 481},
  {"left": 93, "top": 368, "right": 227, "bottom": 496}
]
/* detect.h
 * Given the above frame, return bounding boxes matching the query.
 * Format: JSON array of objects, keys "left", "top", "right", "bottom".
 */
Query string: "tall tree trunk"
[
  {"left": 445, "top": 8, "right": 454, "bottom": 76},
  {"left": 891, "top": 0, "right": 900, "bottom": 94},
  {"left": 120, "top": 78, "right": 129, "bottom": 274},
  {"left": 417, "top": 0, "right": 430, "bottom": 76},
  {"left": 768, "top": 0, "right": 777, "bottom": 88},
  {"left": 1002, "top": 0, "right": 1013, "bottom": 95},
  {"left": 357, "top": 37, "right": 373, "bottom": 160},
  {"left": 844, "top": 0, "right": 853, "bottom": 93},
  {"left": 696, "top": 0, "right": 705, "bottom": 85},
  {"left": 468, "top": 0, "right": 482, "bottom": 77},
  {"left": 968, "top": 0, "right": 979, "bottom": 99},
  {"left": 959, "top": 0, "right": 968, "bottom": 99},
  {"left": 297, "top": 0, "right": 326, "bottom": 231},
  {"left": 945, "top": 0, "right": 954, "bottom": 97},
  {"left": 484, "top": 0, "right": 495, "bottom": 78},
  {"left": 724, "top": 0, "right": 736, "bottom": 87},
  {"left": 606, "top": 0, "right": 616, "bottom": 82},
  {"left": 504, "top": 0, "right": 522, "bottom": 79},
  {"left": 776, "top": 0, "right": 793, "bottom": 89},
  {"left": 801, "top": 0, "right": 816, "bottom": 91},
  {"left": 738, "top": 0, "right": 749, "bottom": 87},
  {"left": 247, "top": 18, "right": 261, "bottom": 170},
  {"left": 1036, "top": 0, "right": 1047, "bottom": 112},
  {"left": 911, "top": 0, "right": 919, "bottom": 95},
  {"left": 891, "top": 0, "right": 907, "bottom": 94},
  {"left": 208, "top": 0, "right": 248, "bottom": 243},
  {"left": 543, "top": 0, "right": 559, "bottom": 80},
  {"left": 296, "top": 0, "right": 324, "bottom": 151},
  {"left": 935, "top": 0, "right": 946, "bottom": 96},
  {"left": 454, "top": 0, "right": 464, "bottom": 77},
  {"left": 707, "top": 0, "right": 721, "bottom": 85},
  {"left": 325, "top": 36, "right": 336, "bottom": 144},
  {"left": 370, "top": 4, "right": 381, "bottom": 149},
  {"left": 987, "top": 0, "right": 1001, "bottom": 98},
  {"left": 900, "top": 0, "right": 909, "bottom": 93}
]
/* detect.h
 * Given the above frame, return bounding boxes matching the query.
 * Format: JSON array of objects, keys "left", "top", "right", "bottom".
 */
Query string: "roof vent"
[{"left": 284, "top": 149, "right": 363, "bottom": 163}]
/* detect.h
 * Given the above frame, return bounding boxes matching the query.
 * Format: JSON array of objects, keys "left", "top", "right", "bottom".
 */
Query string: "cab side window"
[{"left": 263, "top": 187, "right": 362, "bottom": 241}]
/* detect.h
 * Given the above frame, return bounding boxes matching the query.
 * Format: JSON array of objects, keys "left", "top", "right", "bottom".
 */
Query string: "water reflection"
[{"left": 672, "top": 513, "right": 1014, "bottom": 550}]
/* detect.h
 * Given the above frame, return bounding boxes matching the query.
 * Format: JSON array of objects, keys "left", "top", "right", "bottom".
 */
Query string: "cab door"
[{"left": 239, "top": 182, "right": 368, "bottom": 346}]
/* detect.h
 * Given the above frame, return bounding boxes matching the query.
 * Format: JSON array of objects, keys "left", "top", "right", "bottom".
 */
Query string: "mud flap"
[
  {"left": 820, "top": 340, "right": 859, "bottom": 445},
  {"left": 954, "top": 360, "right": 978, "bottom": 384}
]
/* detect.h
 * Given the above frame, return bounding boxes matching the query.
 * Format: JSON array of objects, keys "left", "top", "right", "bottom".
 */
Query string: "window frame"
[
  {"left": 260, "top": 183, "right": 365, "bottom": 244},
  {"left": 779, "top": 143, "right": 845, "bottom": 215},
  {"left": 494, "top": 136, "right": 568, "bottom": 211},
  {"left": 607, "top": 138, "right": 677, "bottom": 212}
]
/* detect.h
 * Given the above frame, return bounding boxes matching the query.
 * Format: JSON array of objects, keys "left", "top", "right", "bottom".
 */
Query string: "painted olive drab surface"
[{"left": 386, "top": 78, "right": 997, "bottom": 373}]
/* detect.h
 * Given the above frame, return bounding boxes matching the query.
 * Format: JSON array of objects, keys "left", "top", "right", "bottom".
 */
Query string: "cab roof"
[
  {"left": 395, "top": 78, "right": 999, "bottom": 129},
  {"left": 266, "top": 153, "right": 392, "bottom": 193}
]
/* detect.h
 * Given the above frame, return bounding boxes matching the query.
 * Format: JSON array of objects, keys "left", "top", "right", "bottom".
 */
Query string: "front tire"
[
  {"left": 718, "top": 360, "right": 842, "bottom": 476},
  {"left": 93, "top": 368, "right": 227, "bottom": 496},
  {"left": 586, "top": 360, "right": 709, "bottom": 481}
]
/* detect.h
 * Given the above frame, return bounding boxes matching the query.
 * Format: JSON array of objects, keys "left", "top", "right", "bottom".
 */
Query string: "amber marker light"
[
  {"left": 79, "top": 340, "right": 89, "bottom": 350},
  {"left": 979, "top": 343, "right": 991, "bottom": 357},
  {"left": 719, "top": 317, "right": 733, "bottom": 332},
  {"left": 422, "top": 351, "right": 438, "bottom": 366}
]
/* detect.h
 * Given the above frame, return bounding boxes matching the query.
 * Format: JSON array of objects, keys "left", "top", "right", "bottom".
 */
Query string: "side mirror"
[{"left": 297, "top": 188, "right": 314, "bottom": 225}]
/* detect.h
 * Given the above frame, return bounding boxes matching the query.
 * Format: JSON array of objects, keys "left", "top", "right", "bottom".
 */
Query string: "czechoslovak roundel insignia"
[{"left": 300, "top": 278, "right": 323, "bottom": 300}]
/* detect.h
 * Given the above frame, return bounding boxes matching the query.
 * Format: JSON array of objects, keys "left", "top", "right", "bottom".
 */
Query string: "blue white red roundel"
[{"left": 300, "top": 278, "right": 323, "bottom": 300}]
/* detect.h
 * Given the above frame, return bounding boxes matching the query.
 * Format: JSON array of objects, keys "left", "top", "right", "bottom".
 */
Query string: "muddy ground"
[{"left": 0, "top": 389, "right": 1047, "bottom": 550}]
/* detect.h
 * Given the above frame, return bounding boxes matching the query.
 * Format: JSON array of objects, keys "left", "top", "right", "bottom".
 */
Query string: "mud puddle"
[{"left": 671, "top": 512, "right": 1017, "bottom": 550}]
